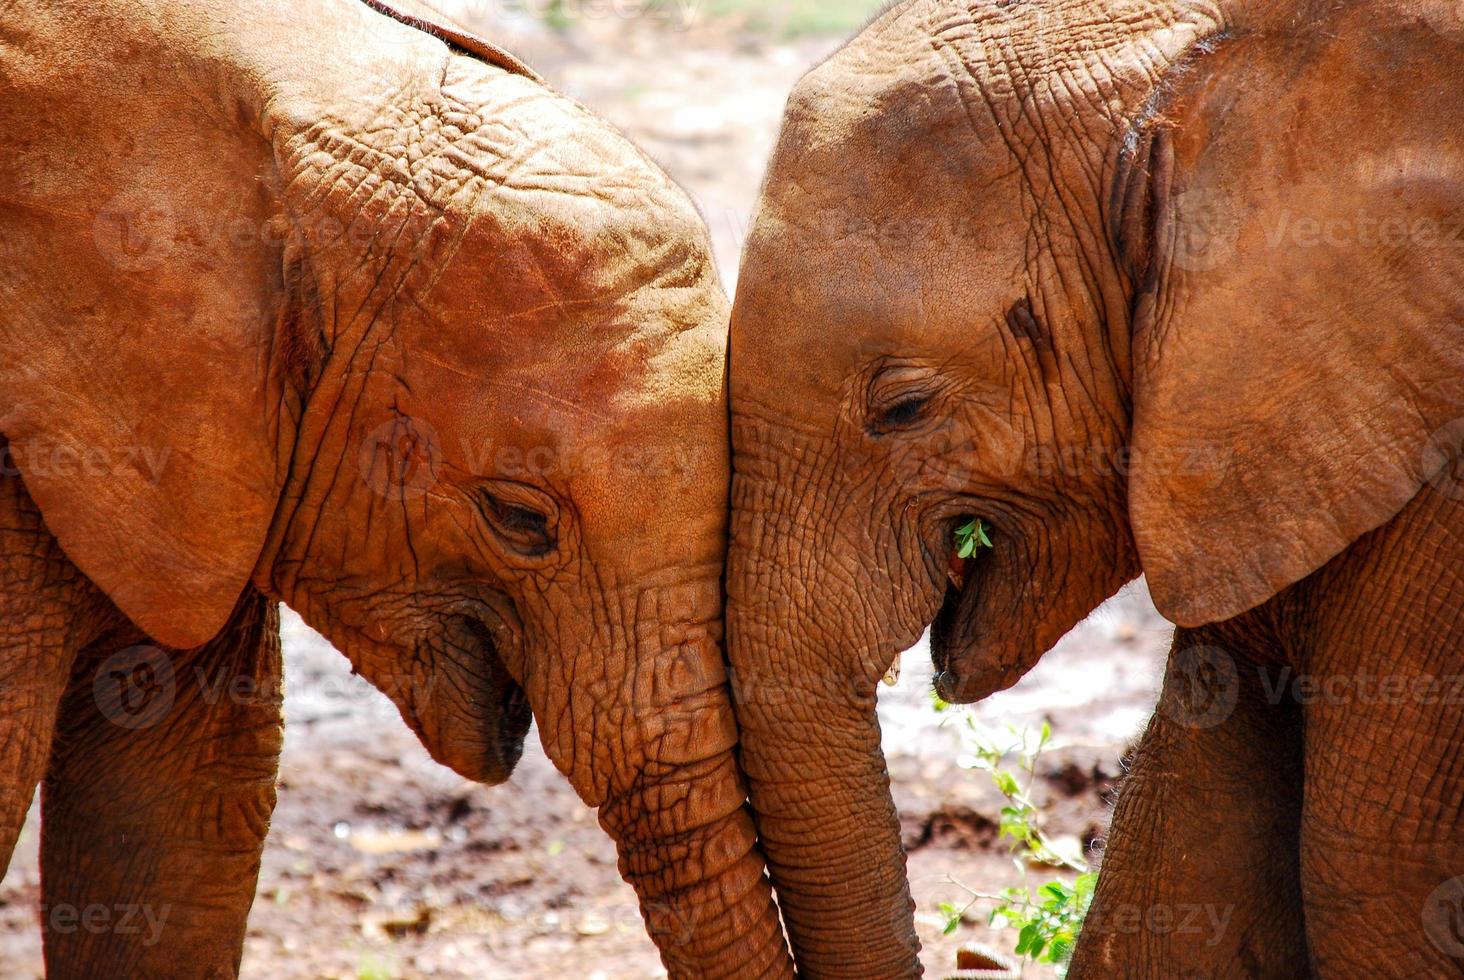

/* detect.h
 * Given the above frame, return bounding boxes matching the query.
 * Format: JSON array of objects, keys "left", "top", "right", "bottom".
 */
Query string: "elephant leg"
[
  {"left": 40, "top": 590, "right": 283, "bottom": 980},
  {"left": 1292, "top": 485, "right": 1464, "bottom": 976},
  {"left": 1070, "top": 621, "right": 1308, "bottom": 979},
  {"left": 0, "top": 449, "right": 120, "bottom": 873}
]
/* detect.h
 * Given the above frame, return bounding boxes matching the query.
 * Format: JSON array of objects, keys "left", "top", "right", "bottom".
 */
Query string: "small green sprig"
[
  {"left": 954, "top": 519, "right": 994, "bottom": 559},
  {"left": 937, "top": 720, "right": 1095, "bottom": 977}
]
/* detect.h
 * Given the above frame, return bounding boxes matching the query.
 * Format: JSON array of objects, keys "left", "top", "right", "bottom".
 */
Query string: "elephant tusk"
[{"left": 882, "top": 659, "right": 901, "bottom": 687}]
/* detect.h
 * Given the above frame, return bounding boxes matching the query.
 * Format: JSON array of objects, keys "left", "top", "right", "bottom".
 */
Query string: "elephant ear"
[
  {"left": 360, "top": 0, "right": 543, "bottom": 82},
  {"left": 0, "top": 116, "right": 285, "bottom": 649},
  {"left": 1127, "top": 34, "right": 1464, "bottom": 629}
]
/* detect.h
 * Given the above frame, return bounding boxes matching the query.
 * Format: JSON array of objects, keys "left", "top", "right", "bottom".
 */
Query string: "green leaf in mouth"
[{"left": 954, "top": 518, "right": 994, "bottom": 559}]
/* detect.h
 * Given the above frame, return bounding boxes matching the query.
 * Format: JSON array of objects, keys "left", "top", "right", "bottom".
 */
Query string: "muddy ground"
[{"left": 0, "top": 6, "right": 1174, "bottom": 978}]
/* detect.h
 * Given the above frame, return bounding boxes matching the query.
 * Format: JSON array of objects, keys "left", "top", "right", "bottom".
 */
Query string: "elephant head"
[
  {"left": 726, "top": 0, "right": 1464, "bottom": 972},
  {"left": 0, "top": 0, "right": 790, "bottom": 973}
]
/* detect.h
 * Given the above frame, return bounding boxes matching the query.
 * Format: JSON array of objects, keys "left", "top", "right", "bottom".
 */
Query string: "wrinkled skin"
[
  {"left": 727, "top": 0, "right": 1464, "bottom": 975},
  {"left": 0, "top": 0, "right": 791, "bottom": 976}
]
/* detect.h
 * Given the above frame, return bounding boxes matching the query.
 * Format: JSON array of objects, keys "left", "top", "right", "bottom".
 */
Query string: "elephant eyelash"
[
  {"left": 476, "top": 489, "right": 556, "bottom": 558},
  {"left": 869, "top": 394, "right": 932, "bottom": 434}
]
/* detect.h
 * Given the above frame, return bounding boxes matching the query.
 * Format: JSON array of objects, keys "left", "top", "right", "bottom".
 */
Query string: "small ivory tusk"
[{"left": 882, "top": 660, "right": 901, "bottom": 687}]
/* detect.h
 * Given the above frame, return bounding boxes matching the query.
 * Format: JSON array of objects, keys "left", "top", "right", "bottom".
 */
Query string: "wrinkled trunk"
[
  {"left": 534, "top": 594, "right": 794, "bottom": 979},
  {"left": 727, "top": 508, "right": 922, "bottom": 976},
  {"left": 599, "top": 742, "right": 792, "bottom": 977}
]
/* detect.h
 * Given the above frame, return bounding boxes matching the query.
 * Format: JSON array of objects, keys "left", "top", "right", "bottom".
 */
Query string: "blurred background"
[{"left": 0, "top": 3, "right": 1174, "bottom": 976}]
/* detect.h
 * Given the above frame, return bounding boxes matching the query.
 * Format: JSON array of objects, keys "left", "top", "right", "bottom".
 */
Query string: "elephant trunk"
[
  {"left": 727, "top": 503, "right": 922, "bottom": 976},
  {"left": 538, "top": 582, "right": 794, "bottom": 979},
  {"left": 598, "top": 746, "right": 791, "bottom": 977}
]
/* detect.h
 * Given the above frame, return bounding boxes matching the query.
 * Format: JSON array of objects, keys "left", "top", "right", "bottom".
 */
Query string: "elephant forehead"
[
  {"left": 396, "top": 304, "right": 726, "bottom": 475},
  {"left": 290, "top": 60, "right": 717, "bottom": 328},
  {"left": 729, "top": 53, "right": 1032, "bottom": 404},
  {"left": 404, "top": 248, "right": 726, "bottom": 419},
  {"left": 385, "top": 182, "right": 725, "bottom": 422},
  {"left": 731, "top": 204, "right": 1019, "bottom": 402},
  {"left": 415, "top": 160, "right": 714, "bottom": 321},
  {"left": 315, "top": 62, "right": 685, "bottom": 224},
  {"left": 443, "top": 67, "right": 712, "bottom": 272}
]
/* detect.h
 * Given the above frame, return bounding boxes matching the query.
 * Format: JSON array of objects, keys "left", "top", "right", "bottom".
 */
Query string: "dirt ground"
[{"left": 0, "top": 7, "right": 1175, "bottom": 978}]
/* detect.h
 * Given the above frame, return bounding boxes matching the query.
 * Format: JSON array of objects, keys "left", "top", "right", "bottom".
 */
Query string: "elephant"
[
  {"left": 0, "top": 0, "right": 793, "bottom": 976},
  {"left": 725, "top": 0, "right": 1464, "bottom": 976}
]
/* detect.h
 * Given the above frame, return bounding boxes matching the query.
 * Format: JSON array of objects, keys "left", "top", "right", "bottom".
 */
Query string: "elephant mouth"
[
  {"left": 431, "top": 604, "right": 533, "bottom": 784},
  {"left": 932, "top": 558, "right": 977, "bottom": 644},
  {"left": 928, "top": 515, "right": 991, "bottom": 699},
  {"left": 461, "top": 613, "right": 532, "bottom": 758}
]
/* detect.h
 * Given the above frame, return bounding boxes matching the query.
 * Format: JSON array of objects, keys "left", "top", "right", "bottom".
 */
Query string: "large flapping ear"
[
  {"left": 0, "top": 96, "right": 287, "bottom": 649},
  {"left": 1127, "top": 30, "right": 1464, "bottom": 628},
  {"left": 359, "top": 0, "right": 544, "bottom": 83}
]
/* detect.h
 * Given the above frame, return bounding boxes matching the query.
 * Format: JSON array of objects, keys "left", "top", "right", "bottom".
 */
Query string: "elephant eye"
[
  {"left": 476, "top": 482, "right": 557, "bottom": 559},
  {"left": 866, "top": 363, "right": 944, "bottom": 435},
  {"left": 871, "top": 395, "right": 931, "bottom": 433}
]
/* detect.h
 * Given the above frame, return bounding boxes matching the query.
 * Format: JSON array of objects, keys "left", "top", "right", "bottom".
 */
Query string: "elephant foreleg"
[
  {"left": 40, "top": 590, "right": 283, "bottom": 980},
  {"left": 1070, "top": 621, "right": 1309, "bottom": 979},
  {"left": 0, "top": 452, "right": 120, "bottom": 874},
  {"left": 1292, "top": 484, "right": 1464, "bottom": 977}
]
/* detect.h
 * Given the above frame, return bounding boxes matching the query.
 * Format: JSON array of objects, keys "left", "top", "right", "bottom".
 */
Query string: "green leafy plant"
[
  {"left": 541, "top": 0, "right": 571, "bottom": 32},
  {"left": 954, "top": 519, "right": 994, "bottom": 559},
  {"left": 937, "top": 719, "right": 1095, "bottom": 977},
  {"left": 356, "top": 953, "right": 394, "bottom": 980}
]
